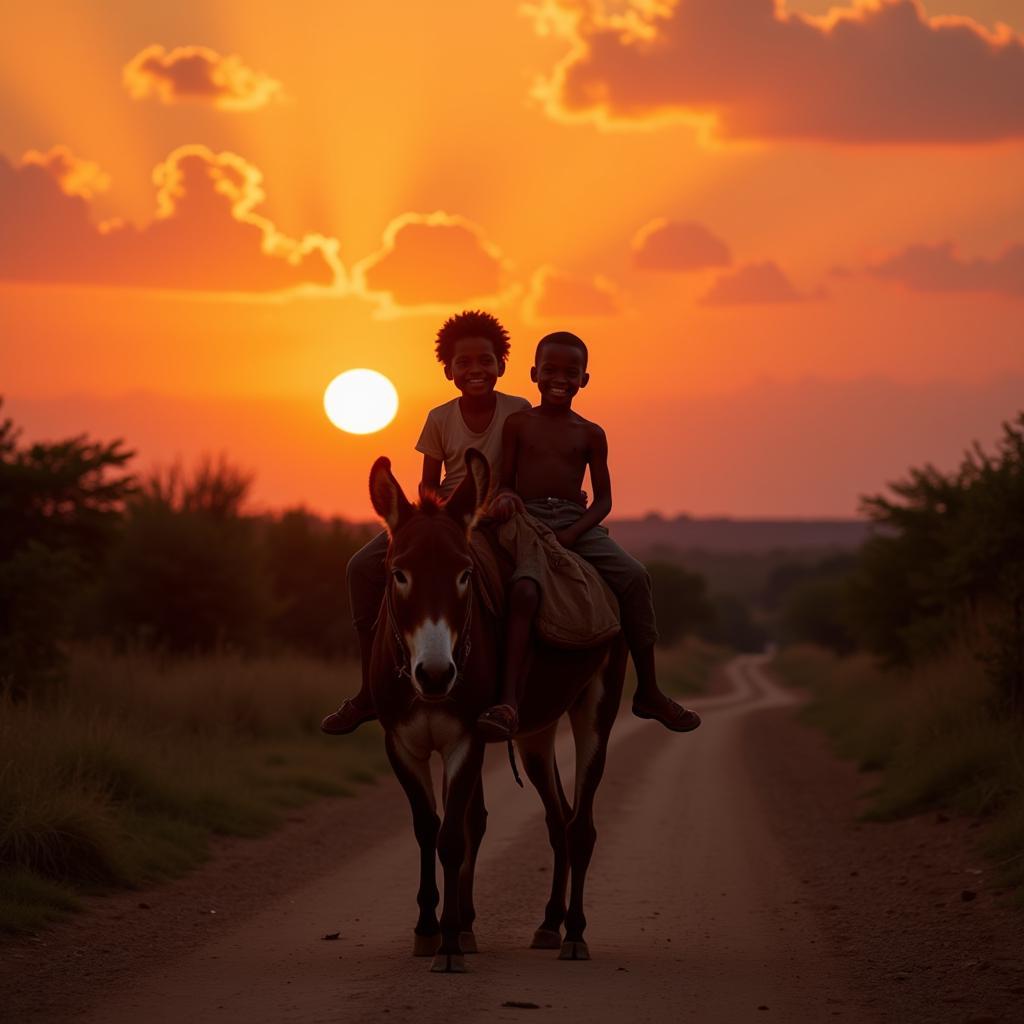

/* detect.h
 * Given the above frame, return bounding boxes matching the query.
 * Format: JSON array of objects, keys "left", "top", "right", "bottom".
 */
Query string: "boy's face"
[
  {"left": 445, "top": 336, "right": 505, "bottom": 398},
  {"left": 531, "top": 342, "right": 589, "bottom": 407}
]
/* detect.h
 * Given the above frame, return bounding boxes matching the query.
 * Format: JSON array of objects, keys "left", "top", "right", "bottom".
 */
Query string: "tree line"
[
  {"left": 1, "top": 402, "right": 725, "bottom": 696},
  {"left": 774, "top": 412, "right": 1024, "bottom": 714},
  {"left": 0, "top": 402, "right": 373, "bottom": 694}
]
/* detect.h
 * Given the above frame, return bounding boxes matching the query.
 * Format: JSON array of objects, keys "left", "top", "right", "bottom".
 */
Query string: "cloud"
[
  {"left": 632, "top": 219, "right": 732, "bottom": 271},
  {"left": 524, "top": 0, "right": 1024, "bottom": 143},
  {"left": 19, "top": 145, "right": 111, "bottom": 200},
  {"left": 123, "top": 44, "right": 282, "bottom": 110},
  {"left": 0, "top": 145, "right": 340, "bottom": 292},
  {"left": 699, "top": 261, "right": 812, "bottom": 306},
  {"left": 865, "top": 241, "right": 1024, "bottom": 298},
  {"left": 353, "top": 212, "right": 511, "bottom": 312},
  {"left": 523, "top": 265, "right": 622, "bottom": 320}
]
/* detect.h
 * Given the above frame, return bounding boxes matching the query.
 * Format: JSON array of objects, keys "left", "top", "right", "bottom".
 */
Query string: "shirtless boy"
[{"left": 479, "top": 331, "right": 702, "bottom": 739}]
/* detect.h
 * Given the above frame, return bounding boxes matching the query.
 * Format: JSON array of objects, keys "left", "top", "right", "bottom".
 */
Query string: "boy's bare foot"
[
  {"left": 321, "top": 697, "right": 377, "bottom": 735},
  {"left": 632, "top": 695, "right": 702, "bottom": 733},
  {"left": 477, "top": 704, "right": 518, "bottom": 741}
]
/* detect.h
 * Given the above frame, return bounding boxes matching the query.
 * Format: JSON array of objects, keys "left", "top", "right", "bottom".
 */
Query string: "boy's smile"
[
  {"left": 446, "top": 336, "right": 504, "bottom": 399},
  {"left": 531, "top": 342, "right": 589, "bottom": 409}
]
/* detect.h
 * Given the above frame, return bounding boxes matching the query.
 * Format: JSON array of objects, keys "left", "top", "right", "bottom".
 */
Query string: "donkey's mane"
[{"left": 416, "top": 487, "right": 446, "bottom": 515}]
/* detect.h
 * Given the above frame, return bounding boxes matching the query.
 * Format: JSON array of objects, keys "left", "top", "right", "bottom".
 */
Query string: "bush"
[
  {"left": 854, "top": 413, "right": 1024, "bottom": 712},
  {"left": 0, "top": 402, "right": 135, "bottom": 694},
  {"left": 646, "top": 560, "right": 714, "bottom": 646}
]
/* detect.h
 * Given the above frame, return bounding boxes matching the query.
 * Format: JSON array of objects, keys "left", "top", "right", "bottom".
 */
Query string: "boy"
[
  {"left": 321, "top": 310, "right": 529, "bottom": 734},
  {"left": 478, "top": 331, "right": 701, "bottom": 739}
]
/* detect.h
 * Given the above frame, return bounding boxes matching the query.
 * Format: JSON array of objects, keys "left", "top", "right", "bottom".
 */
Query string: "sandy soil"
[{"left": 2, "top": 656, "right": 1022, "bottom": 1024}]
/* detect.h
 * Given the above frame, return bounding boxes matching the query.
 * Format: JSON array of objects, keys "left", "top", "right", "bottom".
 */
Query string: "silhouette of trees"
[
  {"left": 646, "top": 560, "right": 715, "bottom": 646},
  {"left": 853, "top": 413, "right": 1024, "bottom": 713},
  {"left": 101, "top": 459, "right": 274, "bottom": 653},
  {"left": 0, "top": 401, "right": 136, "bottom": 693},
  {"left": 0, "top": 403, "right": 370, "bottom": 688}
]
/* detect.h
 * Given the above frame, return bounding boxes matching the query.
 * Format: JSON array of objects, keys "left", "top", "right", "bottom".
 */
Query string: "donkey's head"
[{"left": 370, "top": 449, "right": 490, "bottom": 701}]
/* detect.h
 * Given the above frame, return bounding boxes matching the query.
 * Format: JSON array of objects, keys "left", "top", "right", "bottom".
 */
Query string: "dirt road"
[
  {"left": 70, "top": 657, "right": 868, "bottom": 1023},
  {"left": 8, "top": 656, "right": 1022, "bottom": 1024}
]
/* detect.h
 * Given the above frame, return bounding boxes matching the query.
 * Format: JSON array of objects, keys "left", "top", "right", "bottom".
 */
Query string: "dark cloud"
[
  {"left": 354, "top": 212, "right": 510, "bottom": 311},
  {"left": 19, "top": 145, "right": 110, "bottom": 200},
  {"left": 0, "top": 145, "right": 340, "bottom": 292},
  {"left": 866, "top": 241, "right": 1024, "bottom": 297},
  {"left": 699, "top": 261, "right": 812, "bottom": 305},
  {"left": 524, "top": 265, "right": 622, "bottom": 319},
  {"left": 526, "top": 0, "right": 1024, "bottom": 143},
  {"left": 632, "top": 219, "right": 732, "bottom": 271},
  {"left": 123, "top": 44, "right": 281, "bottom": 110}
]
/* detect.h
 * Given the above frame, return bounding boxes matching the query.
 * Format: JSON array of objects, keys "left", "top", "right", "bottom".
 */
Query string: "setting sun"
[{"left": 323, "top": 369, "right": 399, "bottom": 435}]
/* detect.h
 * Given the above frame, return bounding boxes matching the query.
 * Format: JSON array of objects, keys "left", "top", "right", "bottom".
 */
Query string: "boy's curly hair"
[{"left": 435, "top": 310, "right": 510, "bottom": 367}]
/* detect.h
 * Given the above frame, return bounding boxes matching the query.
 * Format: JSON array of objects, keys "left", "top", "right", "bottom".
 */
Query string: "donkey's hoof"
[
  {"left": 559, "top": 940, "right": 590, "bottom": 961},
  {"left": 413, "top": 932, "right": 442, "bottom": 957},
  {"left": 430, "top": 953, "right": 467, "bottom": 973},
  {"left": 530, "top": 928, "right": 562, "bottom": 950},
  {"left": 459, "top": 931, "right": 478, "bottom": 954}
]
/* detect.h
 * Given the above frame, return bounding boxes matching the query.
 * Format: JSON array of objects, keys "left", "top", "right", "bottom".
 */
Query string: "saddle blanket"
[{"left": 479, "top": 511, "right": 620, "bottom": 650}]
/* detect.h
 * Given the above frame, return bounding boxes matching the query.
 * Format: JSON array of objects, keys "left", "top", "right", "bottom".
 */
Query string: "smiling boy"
[
  {"left": 479, "top": 331, "right": 701, "bottom": 739},
  {"left": 321, "top": 310, "right": 528, "bottom": 734}
]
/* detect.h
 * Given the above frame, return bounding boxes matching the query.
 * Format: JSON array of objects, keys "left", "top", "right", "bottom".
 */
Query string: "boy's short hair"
[
  {"left": 535, "top": 331, "right": 589, "bottom": 369},
  {"left": 435, "top": 310, "right": 511, "bottom": 367}
]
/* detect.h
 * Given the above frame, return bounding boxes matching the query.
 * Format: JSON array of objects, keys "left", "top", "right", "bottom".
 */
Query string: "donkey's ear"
[
  {"left": 446, "top": 448, "right": 491, "bottom": 531},
  {"left": 369, "top": 457, "right": 413, "bottom": 534}
]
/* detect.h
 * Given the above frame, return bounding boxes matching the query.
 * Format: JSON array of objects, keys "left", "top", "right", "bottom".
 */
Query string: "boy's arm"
[
  {"left": 420, "top": 455, "right": 442, "bottom": 493},
  {"left": 554, "top": 424, "right": 611, "bottom": 548},
  {"left": 490, "top": 414, "right": 524, "bottom": 521}
]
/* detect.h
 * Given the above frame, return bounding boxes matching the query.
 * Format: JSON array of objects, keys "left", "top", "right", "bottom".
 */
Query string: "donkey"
[{"left": 368, "top": 448, "right": 628, "bottom": 973}]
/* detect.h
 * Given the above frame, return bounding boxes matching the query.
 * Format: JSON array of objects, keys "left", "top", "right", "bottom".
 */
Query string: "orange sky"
[{"left": 3, "top": 0, "right": 1023, "bottom": 518}]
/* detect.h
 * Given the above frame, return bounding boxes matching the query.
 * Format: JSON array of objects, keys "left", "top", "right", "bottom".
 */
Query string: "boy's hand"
[
  {"left": 554, "top": 528, "right": 578, "bottom": 550},
  {"left": 489, "top": 491, "right": 523, "bottom": 523}
]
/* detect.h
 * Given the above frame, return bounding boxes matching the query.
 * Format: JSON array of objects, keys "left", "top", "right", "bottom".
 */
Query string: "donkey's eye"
[{"left": 392, "top": 569, "right": 408, "bottom": 585}]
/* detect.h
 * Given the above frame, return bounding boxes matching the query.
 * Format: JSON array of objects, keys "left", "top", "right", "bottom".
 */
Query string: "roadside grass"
[
  {"left": 655, "top": 638, "right": 732, "bottom": 697},
  {"left": 772, "top": 645, "right": 1024, "bottom": 900},
  {"left": 0, "top": 649, "right": 386, "bottom": 934}
]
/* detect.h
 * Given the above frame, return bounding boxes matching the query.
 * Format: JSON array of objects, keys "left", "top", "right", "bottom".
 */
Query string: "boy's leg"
[
  {"left": 321, "top": 530, "right": 389, "bottom": 735},
  {"left": 569, "top": 527, "right": 701, "bottom": 733},
  {"left": 478, "top": 576, "right": 540, "bottom": 741}
]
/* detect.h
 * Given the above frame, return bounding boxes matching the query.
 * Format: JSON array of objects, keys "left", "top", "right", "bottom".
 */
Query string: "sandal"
[
  {"left": 321, "top": 698, "right": 377, "bottom": 735},
  {"left": 632, "top": 698, "right": 702, "bottom": 733}
]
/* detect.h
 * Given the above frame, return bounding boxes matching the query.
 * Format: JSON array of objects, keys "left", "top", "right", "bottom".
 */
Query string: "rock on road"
[{"left": 83, "top": 656, "right": 881, "bottom": 1024}]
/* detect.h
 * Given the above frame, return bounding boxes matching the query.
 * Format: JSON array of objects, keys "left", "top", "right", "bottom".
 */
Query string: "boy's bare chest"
[{"left": 520, "top": 420, "right": 589, "bottom": 463}]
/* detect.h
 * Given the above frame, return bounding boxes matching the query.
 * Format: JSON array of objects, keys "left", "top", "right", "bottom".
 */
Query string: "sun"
[{"left": 323, "top": 369, "right": 399, "bottom": 435}]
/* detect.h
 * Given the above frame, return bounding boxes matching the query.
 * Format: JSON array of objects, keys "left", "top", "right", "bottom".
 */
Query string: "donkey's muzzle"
[{"left": 414, "top": 660, "right": 457, "bottom": 698}]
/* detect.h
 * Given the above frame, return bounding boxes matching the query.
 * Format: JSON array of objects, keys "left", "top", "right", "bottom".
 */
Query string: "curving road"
[{"left": 86, "top": 657, "right": 874, "bottom": 1024}]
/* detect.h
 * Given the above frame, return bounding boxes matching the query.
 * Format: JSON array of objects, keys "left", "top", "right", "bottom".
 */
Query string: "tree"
[
  {"left": 646, "top": 560, "right": 714, "bottom": 646},
  {"left": 854, "top": 413, "right": 1024, "bottom": 712},
  {"left": 264, "top": 510, "right": 373, "bottom": 658},
  {"left": 0, "top": 399, "right": 136, "bottom": 693},
  {"left": 101, "top": 457, "right": 273, "bottom": 653}
]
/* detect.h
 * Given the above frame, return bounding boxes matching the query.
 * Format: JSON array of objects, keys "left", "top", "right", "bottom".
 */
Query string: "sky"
[{"left": 2, "top": 0, "right": 1023, "bottom": 519}]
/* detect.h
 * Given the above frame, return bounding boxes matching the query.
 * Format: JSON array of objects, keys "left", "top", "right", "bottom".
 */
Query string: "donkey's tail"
[{"left": 507, "top": 739, "right": 524, "bottom": 788}]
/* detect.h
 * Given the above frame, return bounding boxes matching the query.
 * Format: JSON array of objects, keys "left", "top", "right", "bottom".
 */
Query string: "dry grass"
[
  {"left": 772, "top": 645, "right": 1024, "bottom": 900},
  {"left": 0, "top": 648, "right": 385, "bottom": 933}
]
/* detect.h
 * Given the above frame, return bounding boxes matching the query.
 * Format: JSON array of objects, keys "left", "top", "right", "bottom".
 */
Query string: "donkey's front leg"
[
  {"left": 385, "top": 733, "right": 441, "bottom": 957},
  {"left": 432, "top": 735, "right": 485, "bottom": 974}
]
